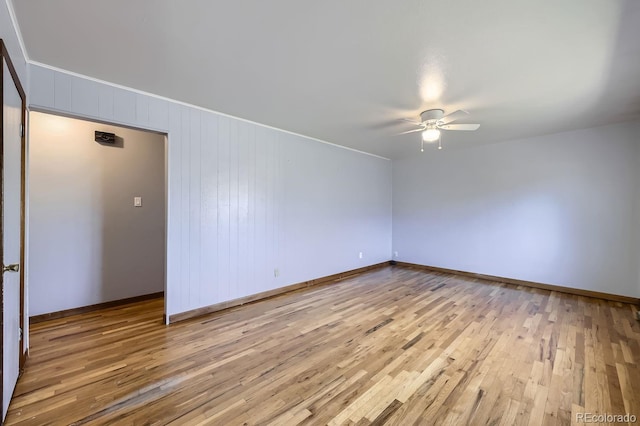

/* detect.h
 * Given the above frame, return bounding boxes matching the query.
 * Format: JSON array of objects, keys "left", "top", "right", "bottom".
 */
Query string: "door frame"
[
  {"left": 0, "top": 38, "right": 27, "bottom": 417},
  {"left": 28, "top": 110, "right": 169, "bottom": 326}
]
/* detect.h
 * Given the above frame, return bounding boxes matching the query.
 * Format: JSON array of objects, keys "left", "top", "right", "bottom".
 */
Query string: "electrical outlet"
[
  {"left": 134, "top": 196, "right": 142, "bottom": 207},
  {"left": 274, "top": 268, "right": 279, "bottom": 277},
  {"left": 394, "top": 251, "right": 399, "bottom": 258},
  {"left": 359, "top": 252, "right": 363, "bottom": 259}
]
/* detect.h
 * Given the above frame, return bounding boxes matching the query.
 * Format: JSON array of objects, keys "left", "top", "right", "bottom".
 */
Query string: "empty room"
[{"left": 1, "top": 1, "right": 639, "bottom": 425}]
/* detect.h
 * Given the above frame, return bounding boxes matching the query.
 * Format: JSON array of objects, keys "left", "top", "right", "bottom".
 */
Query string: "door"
[{"left": 1, "top": 40, "right": 26, "bottom": 422}]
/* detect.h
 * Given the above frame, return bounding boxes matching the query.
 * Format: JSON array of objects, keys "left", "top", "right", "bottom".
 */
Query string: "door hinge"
[
  {"left": 19, "top": 327, "right": 22, "bottom": 340},
  {"left": 20, "top": 123, "right": 24, "bottom": 138}
]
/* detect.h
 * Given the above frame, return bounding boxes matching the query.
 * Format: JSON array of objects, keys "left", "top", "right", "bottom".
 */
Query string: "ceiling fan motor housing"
[{"left": 420, "top": 109, "right": 444, "bottom": 124}]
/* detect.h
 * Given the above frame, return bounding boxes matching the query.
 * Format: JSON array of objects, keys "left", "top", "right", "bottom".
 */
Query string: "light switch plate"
[{"left": 134, "top": 196, "right": 142, "bottom": 207}]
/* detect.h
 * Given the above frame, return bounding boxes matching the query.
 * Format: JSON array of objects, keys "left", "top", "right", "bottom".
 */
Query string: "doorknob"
[{"left": 2, "top": 264, "right": 19, "bottom": 273}]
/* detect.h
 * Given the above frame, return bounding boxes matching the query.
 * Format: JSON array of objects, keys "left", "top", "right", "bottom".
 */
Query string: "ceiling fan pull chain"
[
  {"left": 421, "top": 139, "right": 424, "bottom": 152},
  {"left": 438, "top": 136, "right": 442, "bottom": 150}
]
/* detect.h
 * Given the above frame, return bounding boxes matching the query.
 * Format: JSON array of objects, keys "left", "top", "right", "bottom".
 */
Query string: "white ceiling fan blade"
[
  {"left": 398, "top": 118, "right": 422, "bottom": 125},
  {"left": 439, "top": 123, "right": 480, "bottom": 131},
  {"left": 396, "top": 128, "right": 424, "bottom": 135},
  {"left": 440, "top": 109, "right": 468, "bottom": 125}
]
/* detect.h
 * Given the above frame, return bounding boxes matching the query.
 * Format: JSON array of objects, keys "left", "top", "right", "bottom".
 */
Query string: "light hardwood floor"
[{"left": 6, "top": 266, "right": 640, "bottom": 425}]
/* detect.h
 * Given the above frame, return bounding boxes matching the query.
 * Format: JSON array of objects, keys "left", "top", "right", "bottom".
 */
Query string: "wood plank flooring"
[{"left": 5, "top": 266, "right": 640, "bottom": 425}]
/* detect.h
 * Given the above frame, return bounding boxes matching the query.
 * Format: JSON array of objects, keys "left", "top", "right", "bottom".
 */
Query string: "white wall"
[
  {"left": 28, "top": 64, "right": 392, "bottom": 318},
  {"left": 28, "top": 112, "right": 165, "bottom": 316},
  {"left": 393, "top": 121, "right": 640, "bottom": 298},
  {"left": 281, "top": 134, "right": 392, "bottom": 287}
]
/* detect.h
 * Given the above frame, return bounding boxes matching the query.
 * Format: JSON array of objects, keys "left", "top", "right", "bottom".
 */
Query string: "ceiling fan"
[{"left": 399, "top": 109, "right": 480, "bottom": 151}]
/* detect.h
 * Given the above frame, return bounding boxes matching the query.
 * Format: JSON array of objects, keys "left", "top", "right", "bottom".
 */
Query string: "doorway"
[
  {"left": 28, "top": 112, "right": 166, "bottom": 323},
  {"left": 1, "top": 39, "right": 26, "bottom": 422}
]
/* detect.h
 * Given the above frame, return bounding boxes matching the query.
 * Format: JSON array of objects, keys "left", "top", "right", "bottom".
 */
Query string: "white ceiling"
[{"left": 11, "top": 0, "right": 640, "bottom": 159}]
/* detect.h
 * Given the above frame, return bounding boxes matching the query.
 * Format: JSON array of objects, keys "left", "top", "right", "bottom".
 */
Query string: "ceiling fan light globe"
[{"left": 422, "top": 128, "right": 440, "bottom": 142}]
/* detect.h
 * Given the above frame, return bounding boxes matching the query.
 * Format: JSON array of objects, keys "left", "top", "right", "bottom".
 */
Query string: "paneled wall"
[{"left": 28, "top": 64, "right": 392, "bottom": 318}]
